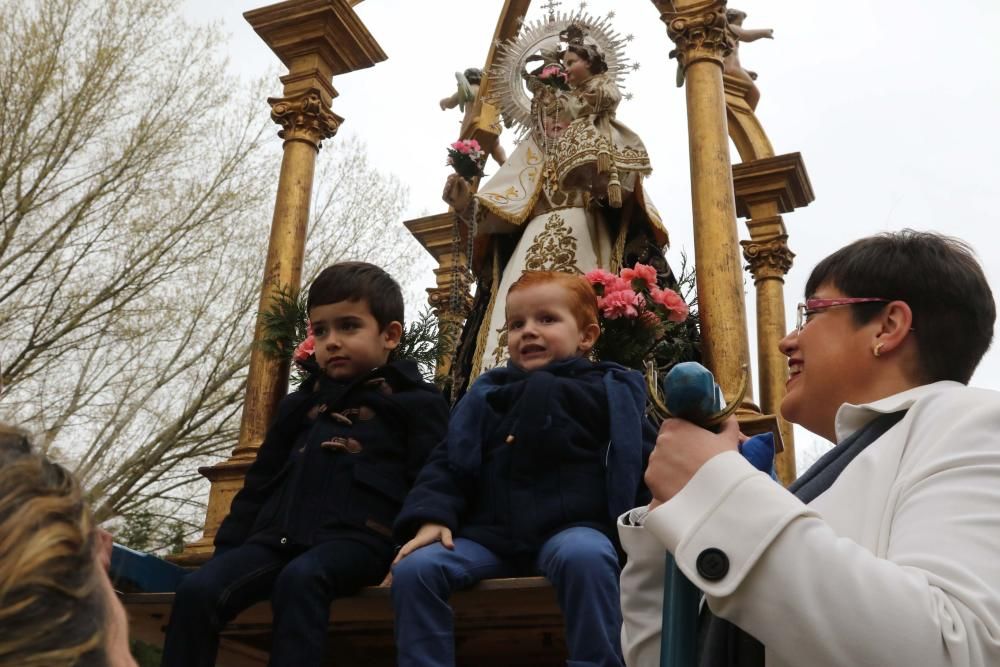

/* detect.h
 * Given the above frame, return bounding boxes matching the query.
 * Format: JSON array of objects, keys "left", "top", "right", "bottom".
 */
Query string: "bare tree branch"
[{"left": 0, "top": 0, "right": 428, "bottom": 546}]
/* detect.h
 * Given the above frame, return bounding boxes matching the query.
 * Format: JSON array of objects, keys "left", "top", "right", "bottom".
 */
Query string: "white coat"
[{"left": 618, "top": 381, "right": 1000, "bottom": 667}]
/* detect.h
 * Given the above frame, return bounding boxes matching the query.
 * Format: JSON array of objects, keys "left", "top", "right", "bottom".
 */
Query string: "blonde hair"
[{"left": 0, "top": 428, "right": 107, "bottom": 667}]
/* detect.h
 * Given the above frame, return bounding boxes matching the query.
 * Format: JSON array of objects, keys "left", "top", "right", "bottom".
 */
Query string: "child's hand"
[{"left": 393, "top": 523, "right": 454, "bottom": 565}]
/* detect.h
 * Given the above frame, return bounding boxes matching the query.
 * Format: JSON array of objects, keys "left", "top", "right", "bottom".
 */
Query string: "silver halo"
[{"left": 487, "top": 10, "right": 632, "bottom": 141}]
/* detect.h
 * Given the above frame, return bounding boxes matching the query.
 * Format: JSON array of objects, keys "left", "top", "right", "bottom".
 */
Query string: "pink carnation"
[
  {"left": 607, "top": 277, "right": 632, "bottom": 294},
  {"left": 621, "top": 263, "right": 658, "bottom": 289},
  {"left": 449, "top": 139, "right": 482, "bottom": 156},
  {"left": 586, "top": 268, "right": 619, "bottom": 293},
  {"left": 540, "top": 65, "right": 567, "bottom": 81},
  {"left": 651, "top": 287, "right": 689, "bottom": 322},
  {"left": 600, "top": 289, "right": 642, "bottom": 320},
  {"left": 293, "top": 323, "right": 315, "bottom": 362}
]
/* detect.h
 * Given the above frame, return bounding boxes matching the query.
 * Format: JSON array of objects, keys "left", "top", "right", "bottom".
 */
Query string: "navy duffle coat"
[{"left": 215, "top": 359, "right": 449, "bottom": 555}]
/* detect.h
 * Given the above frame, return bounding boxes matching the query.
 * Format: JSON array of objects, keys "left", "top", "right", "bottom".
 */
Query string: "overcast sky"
[{"left": 182, "top": 0, "right": 1000, "bottom": 459}]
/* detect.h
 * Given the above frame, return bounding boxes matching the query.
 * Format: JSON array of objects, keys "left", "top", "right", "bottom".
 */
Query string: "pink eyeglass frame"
[{"left": 795, "top": 297, "right": 890, "bottom": 332}]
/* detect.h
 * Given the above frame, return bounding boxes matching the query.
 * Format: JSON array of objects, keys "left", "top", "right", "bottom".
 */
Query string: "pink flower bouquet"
[
  {"left": 538, "top": 64, "right": 570, "bottom": 90},
  {"left": 446, "top": 139, "right": 486, "bottom": 182},
  {"left": 586, "top": 264, "right": 691, "bottom": 369}
]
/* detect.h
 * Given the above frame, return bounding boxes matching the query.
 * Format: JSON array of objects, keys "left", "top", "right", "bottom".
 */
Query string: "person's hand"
[
  {"left": 645, "top": 416, "right": 741, "bottom": 504},
  {"left": 392, "top": 523, "right": 453, "bottom": 565},
  {"left": 442, "top": 173, "right": 472, "bottom": 211}
]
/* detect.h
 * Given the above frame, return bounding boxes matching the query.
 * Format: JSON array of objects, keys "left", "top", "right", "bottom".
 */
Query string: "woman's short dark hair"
[
  {"left": 805, "top": 230, "right": 995, "bottom": 384},
  {"left": 307, "top": 261, "right": 404, "bottom": 331}
]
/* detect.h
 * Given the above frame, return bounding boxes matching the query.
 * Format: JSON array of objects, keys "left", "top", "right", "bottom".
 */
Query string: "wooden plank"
[{"left": 123, "top": 576, "right": 568, "bottom": 667}]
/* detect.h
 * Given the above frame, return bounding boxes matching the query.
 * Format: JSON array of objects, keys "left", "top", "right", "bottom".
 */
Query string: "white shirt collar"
[{"left": 833, "top": 380, "right": 964, "bottom": 443}]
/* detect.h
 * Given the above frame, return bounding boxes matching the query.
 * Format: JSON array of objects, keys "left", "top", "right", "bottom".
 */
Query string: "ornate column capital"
[
  {"left": 428, "top": 279, "right": 474, "bottom": 320},
  {"left": 654, "top": 1, "right": 732, "bottom": 71},
  {"left": 268, "top": 89, "right": 342, "bottom": 149},
  {"left": 742, "top": 235, "right": 794, "bottom": 282}
]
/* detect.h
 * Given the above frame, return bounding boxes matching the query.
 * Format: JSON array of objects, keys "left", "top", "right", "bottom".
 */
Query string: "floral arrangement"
[
  {"left": 446, "top": 139, "right": 486, "bottom": 182},
  {"left": 586, "top": 263, "right": 691, "bottom": 370}
]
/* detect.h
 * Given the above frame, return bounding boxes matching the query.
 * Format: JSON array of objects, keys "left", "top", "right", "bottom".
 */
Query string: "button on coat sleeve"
[{"left": 642, "top": 389, "right": 1000, "bottom": 667}]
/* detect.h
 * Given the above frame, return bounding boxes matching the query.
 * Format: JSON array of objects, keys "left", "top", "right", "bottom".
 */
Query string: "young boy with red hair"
[{"left": 391, "top": 270, "right": 654, "bottom": 667}]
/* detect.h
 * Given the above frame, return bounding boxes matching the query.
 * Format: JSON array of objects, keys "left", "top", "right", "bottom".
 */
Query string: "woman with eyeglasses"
[{"left": 617, "top": 230, "right": 1000, "bottom": 667}]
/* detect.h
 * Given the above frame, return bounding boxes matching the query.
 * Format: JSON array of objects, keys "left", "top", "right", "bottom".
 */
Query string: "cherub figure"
[
  {"left": 724, "top": 8, "right": 774, "bottom": 110},
  {"left": 439, "top": 67, "right": 506, "bottom": 166}
]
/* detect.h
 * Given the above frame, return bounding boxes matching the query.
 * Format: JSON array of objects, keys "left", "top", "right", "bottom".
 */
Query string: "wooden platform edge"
[{"left": 124, "top": 576, "right": 565, "bottom": 666}]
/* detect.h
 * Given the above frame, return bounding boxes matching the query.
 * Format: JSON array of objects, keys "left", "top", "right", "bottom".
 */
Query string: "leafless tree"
[{"left": 0, "top": 0, "right": 423, "bottom": 548}]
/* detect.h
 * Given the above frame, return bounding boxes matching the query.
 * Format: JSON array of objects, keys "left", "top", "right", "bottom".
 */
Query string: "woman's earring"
[{"left": 873, "top": 342, "right": 884, "bottom": 358}]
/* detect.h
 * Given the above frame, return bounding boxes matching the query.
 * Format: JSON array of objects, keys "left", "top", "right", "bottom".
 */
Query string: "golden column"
[
  {"left": 403, "top": 213, "right": 475, "bottom": 385},
  {"left": 651, "top": 0, "right": 753, "bottom": 405},
  {"left": 734, "top": 153, "right": 814, "bottom": 484},
  {"left": 174, "top": 0, "right": 386, "bottom": 566}
]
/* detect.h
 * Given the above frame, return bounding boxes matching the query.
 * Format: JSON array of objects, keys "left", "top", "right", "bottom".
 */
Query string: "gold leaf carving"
[
  {"left": 268, "top": 89, "right": 342, "bottom": 148},
  {"left": 491, "top": 325, "right": 509, "bottom": 366},
  {"left": 524, "top": 213, "right": 581, "bottom": 274}
]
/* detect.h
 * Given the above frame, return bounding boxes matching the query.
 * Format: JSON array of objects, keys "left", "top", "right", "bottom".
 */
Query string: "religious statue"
[
  {"left": 442, "top": 13, "right": 673, "bottom": 394},
  {"left": 554, "top": 23, "right": 652, "bottom": 209},
  {"left": 439, "top": 67, "right": 507, "bottom": 167},
  {"left": 724, "top": 8, "right": 774, "bottom": 110}
]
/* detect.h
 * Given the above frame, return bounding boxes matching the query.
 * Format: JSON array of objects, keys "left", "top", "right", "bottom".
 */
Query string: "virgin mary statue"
[{"left": 444, "top": 14, "right": 673, "bottom": 395}]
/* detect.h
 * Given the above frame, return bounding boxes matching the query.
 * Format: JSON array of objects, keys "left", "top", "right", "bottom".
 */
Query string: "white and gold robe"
[{"left": 469, "top": 138, "right": 666, "bottom": 378}]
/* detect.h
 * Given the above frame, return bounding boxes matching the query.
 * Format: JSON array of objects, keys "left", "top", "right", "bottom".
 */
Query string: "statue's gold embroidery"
[
  {"left": 524, "top": 213, "right": 581, "bottom": 274},
  {"left": 490, "top": 325, "right": 509, "bottom": 367}
]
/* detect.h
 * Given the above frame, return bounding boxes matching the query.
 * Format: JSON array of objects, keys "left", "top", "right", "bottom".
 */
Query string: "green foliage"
[
  {"left": 394, "top": 307, "right": 456, "bottom": 384},
  {"left": 592, "top": 254, "right": 701, "bottom": 372},
  {"left": 168, "top": 520, "right": 187, "bottom": 555},
  {"left": 258, "top": 285, "right": 310, "bottom": 363},
  {"left": 117, "top": 508, "right": 191, "bottom": 555},
  {"left": 259, "top": 285, "right": 312, "bottom": 385},
  {"left": 652, "top": 253, "right": 701, "bottom": 372},
  {"left": 117, "top": 509, "right": 156, "bottom": 552},
  {"left": 592, "top": 312, "right": 660, "bottom": 370},
  {"left": 130, "top": 640, "right": 162, "bottom": 667}
]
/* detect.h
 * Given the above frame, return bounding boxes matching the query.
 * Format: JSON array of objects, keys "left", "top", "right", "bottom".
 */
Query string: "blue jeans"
[
  {"left": 160, "top": 538, "right": 390, "bottom": 667},
  {"left": 391, "top": 526, "right": 624, "bottom": 667}
]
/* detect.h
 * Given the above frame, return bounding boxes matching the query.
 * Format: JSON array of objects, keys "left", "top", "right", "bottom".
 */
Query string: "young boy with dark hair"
[
  {"left": 161, "top": 261, "right": 449, "bottom": 667},
  {"left": 390, "top": 270, "right": 655, "bottom": 667}
]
